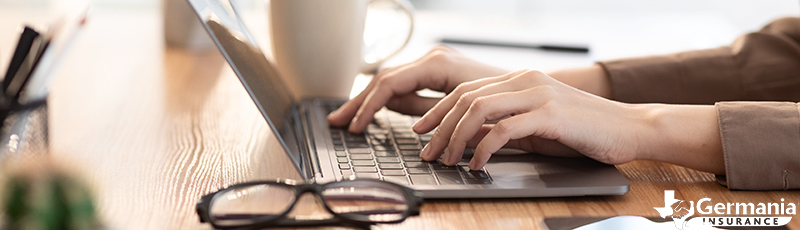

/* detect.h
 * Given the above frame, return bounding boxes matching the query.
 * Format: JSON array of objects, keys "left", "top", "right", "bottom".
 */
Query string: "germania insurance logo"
[{"left": 654, "top": 190, "right": 794, "bottom": 229}]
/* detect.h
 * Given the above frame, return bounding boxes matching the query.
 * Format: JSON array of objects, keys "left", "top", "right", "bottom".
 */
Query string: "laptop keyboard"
[{"left": 325, "top": 103, "right": 493, "bottom": 186}]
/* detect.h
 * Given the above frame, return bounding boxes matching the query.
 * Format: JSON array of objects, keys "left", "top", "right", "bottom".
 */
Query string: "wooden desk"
[{"left": 2, "top": 7, "right": 798, "bottom": 230}]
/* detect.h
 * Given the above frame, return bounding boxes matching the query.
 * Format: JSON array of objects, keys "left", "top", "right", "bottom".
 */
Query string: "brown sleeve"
[
  {"left": 598, "top": 17, "right": 800, "bottom": 190},
  {"left": 716, "top": 102, "right": 800, "bottom": 190},
  {"left": 598, "top": 17, "right": 800, "bottom": 104}
]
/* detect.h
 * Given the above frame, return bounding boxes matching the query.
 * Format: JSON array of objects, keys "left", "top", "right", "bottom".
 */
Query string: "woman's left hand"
[{"left": 412, "top": 70, "right": 648, "bottom": 170}]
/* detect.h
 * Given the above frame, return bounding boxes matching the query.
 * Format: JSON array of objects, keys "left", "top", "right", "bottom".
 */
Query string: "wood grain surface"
[{"left": 3, "top": 7, "right": 798, "bottom": 230}]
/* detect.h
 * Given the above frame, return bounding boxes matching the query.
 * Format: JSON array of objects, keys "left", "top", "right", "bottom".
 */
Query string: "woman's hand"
[
  {"left": 414, "top": 70, "right": 725, "bottom": 174},
  {"left": 328, "top": 46, "right": 725, "bottom": 174},
  {"left": 327, "top": 45, "right": 507, "bottom": 133}
]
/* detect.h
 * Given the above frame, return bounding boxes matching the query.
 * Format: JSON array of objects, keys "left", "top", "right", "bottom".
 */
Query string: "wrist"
[{"left": 632, "top": 104, "right": 725, "bottom": 174}]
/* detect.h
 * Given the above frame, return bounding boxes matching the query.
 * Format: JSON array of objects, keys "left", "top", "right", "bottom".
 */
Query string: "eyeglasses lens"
[
  {"left": 321, "top": 182, "right": 409, "bottom": 222},
  {"left": 209, "top": 184, "right": 295, "bottom": 226}
]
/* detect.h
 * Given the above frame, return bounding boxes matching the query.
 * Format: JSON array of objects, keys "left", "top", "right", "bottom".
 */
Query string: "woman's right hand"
[{"left": 327, "top": 45, "right": 508, "bottom": 133}]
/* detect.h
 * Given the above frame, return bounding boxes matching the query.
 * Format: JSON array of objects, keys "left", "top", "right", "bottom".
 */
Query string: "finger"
[
  {"left": 412, "top": 69, "right": 525, "bottom": 134},
  {"left": 465, "top": 83, "right": 564, "bottom": 170},
  {"left": 348, "top": 61, "right": 447, "bottom": 133},
  {"left": 385, "top": 94, "right": 441, "bottom": 116},
  {"left": 327, "top": 50, "right": 439, "bottom": 126},
  {"left": 444, "top": 89, "right": 545, "bottom": 165},
  {"left": 469, "top": 112, "right": 545, "bottom": 170},
  {"left": 327, "top": 74, "right": 381, "bottom": 126},
  {"left": 423, "top": 70, "right": 551, "bottom": 163},
  {"left": 417, "top": 71, "right": 530, "bottom": 161},
  {"left": 465, "top": 124, "right": 573, "bottom": 154},
  {"left": 443, "top": 92, "right": 524, "bottom": 164},
  {"left": 465, "top": 125, "right": 493, "bottom": 148},
  {"left": 416, "top": 75, "right": 517, "bottom": 161}
]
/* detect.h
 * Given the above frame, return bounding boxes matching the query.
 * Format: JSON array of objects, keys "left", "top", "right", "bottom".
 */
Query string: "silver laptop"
[{"left": 186, "top": 0, "right": 629, "bottom": 198}]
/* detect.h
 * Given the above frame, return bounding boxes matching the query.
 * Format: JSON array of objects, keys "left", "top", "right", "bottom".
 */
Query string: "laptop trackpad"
[{"left": 482, "top": 151, "right": 626, "bottom": 189}]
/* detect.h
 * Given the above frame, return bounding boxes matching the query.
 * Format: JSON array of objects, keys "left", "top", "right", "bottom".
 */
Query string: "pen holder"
[{"left": 0, "top": 99, "right": 48, "bottom": 161}]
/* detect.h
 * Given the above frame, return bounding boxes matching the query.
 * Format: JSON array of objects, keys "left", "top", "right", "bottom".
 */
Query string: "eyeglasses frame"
[{"left": 196, "top": 178, "right": 423, "bottom": 229}]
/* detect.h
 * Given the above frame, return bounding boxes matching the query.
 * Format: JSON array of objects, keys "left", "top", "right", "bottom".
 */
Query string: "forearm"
[
  {"left": 633, "top": 104, "right": 725, "bottom": 174},
  {"left": 598, "top": 17, "right": 800, "bottom": 104}
]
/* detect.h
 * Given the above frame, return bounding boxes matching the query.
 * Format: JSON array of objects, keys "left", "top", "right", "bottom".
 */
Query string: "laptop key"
[
  {"left": 345, "top": 138, "right": 367, "bottom": 144},
  {"left": 395, "top": 139, "right": 418, "bottom": 144},
  {"left": 374, "top": 151, "right": 398, "bottom": 157},
  {"left": 392, "top": 129, "right": 414, "bottom": 135},
  {"left": 398, "top": 144, "right": 420, "bottom": 150},
  {"left": 461, "top": 166, "right": 489, "bottom": 179},
  {"left": 378, "top": 163, "right": 402, "bottom": 169},
  {"left": 407, "top": 168, "right": 431, "bottom": 174},
  {"left": 337, "top": 157, "right": 348, "bottom": 163},
  {"left": 436, "top": 172, "right": 465, "bottom": 185},
  {"left": 341, "top": 170, "right": 354, "bottom": 178},
  {"left": 334, "top": 145, "right": 345, "bottom": 151},
  {"left": 462, "top": 169, "right": 489, "bottom": 179},
  {"left": 464, "top": 178, "right": 493, "bottom": 184},
  {"left": 432, "top": 164, "right": 458, "bottom": 171},
  {"left": 400, "top": 150, "right": 418, "bottom": 156},
  {"left": 352, "top": 160, "right": 375, "bottom": 166},
  {"left": 419, "top": 135, "right": 432, "bottom": 141},
  {"left": 368, "top": 134, "right": 388, "bottom": 140},
  {"left": 382, "top": 176, "right": 410, "bottom": 185},
  {"left": 402, "top": 156, "right": 422, "bottom": 161},
  {"left": 409, "top": 175, "right": 437, "bottom": 185},
  {"left": 348, "top": 148, "right": 371, "bottom": 154},
  {"left": 381, "top": 170, "right": 405, "bottom": 176},
  {"left": 345, "top": 142, "right": 369, "bottom": 148},
  {"left": 373, "top": 145, "right": 393, "bottom": 151},
  {"left": 367, "top": 126, "right": 388, "bottom": 134},
  {"left": 349, "top": 154, "right": 373, "bottom": 160},
  {"left": 353, "top": 167, "right": 378, "bottom": 173},
  {"left": 356, "top": 173, "right": 380, "bottom": 179},
  {"left": 376, "top": 157, "right": 400, "bottom": 163},
  {"left": 335, "top": 151, "right": 347, "bottom": 157},
  {"left": 371, "top": 139, "right": 392, "bottom": 146},
  {"left": 339, "top": 163, "right": 351, "bottom": 170},
  {"left": 394, "top": 133, "right": 417, "bottom": 139},
  {"left": 404, "top": 162, "right": 429, "bottom": 168}
]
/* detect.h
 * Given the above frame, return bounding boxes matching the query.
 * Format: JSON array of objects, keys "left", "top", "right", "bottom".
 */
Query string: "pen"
[{"left": 440, "top": 37, "right": 590, "bottom": 53}]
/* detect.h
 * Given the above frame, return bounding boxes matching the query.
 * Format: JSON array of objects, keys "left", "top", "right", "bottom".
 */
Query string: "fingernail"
[
  {"left": 468, "top": 159, "right": 477, "bottom": 170},
  {"left": 327, "top": 110, "right": 339, "bottom": 120},
  {"left": 447, "top": 149, "right": 460, "bottom": 165},
  {"left": 441, "top": 149, "right": 450, "bottom": 164},
  {"left": 412, "top": 118, "right": 425, "bottom": 132},
  {"left": 348, "top": 120, "right": 358, "bottom": 133},
  {"left": 420, "top": 144, "right": 430, "bottom": 158}
]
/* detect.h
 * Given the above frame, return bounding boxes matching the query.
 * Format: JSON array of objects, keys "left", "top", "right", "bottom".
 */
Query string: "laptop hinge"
[{"left": 297, "top": 103, "right": 322, "bottom": 180}]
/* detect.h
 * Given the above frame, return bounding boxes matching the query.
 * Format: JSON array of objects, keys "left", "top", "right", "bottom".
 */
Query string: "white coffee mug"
[{"left": 269, "top": 0, "right": 414, "bottom": 99}]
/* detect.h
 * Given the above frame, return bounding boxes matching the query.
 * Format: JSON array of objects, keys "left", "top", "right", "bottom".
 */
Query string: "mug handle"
[{"left": 361, "top": 0, "right": 415, "bottom": 74}]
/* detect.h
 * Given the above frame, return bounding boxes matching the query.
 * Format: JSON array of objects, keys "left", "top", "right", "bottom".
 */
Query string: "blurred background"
[
  {"left": 3, "top": 0, "right": 796, "bottom": 32},
  {"left": 1, "top": 0, "right": 799, "bottom": 71}
]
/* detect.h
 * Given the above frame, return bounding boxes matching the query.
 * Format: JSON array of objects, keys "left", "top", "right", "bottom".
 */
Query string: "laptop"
[{"left": 186, "top": 0, "right": 629, "bottom": 198}]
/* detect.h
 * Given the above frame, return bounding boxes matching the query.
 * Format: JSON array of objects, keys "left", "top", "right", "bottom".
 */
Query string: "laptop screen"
[{"left": 187, "top": 0, "right": 311, "bottom": 178}]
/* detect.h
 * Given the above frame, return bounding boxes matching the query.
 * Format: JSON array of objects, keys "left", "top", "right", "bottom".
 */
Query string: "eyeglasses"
[{"left": 195, "top": 179, "right": 423, "bottom": 229}]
